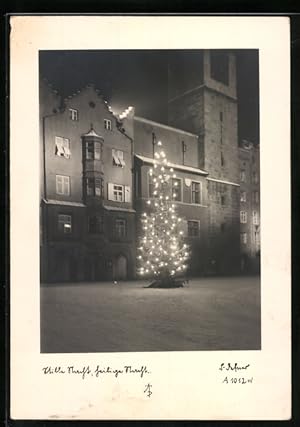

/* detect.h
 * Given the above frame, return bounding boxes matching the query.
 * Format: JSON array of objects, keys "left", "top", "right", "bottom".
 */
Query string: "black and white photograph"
[
  {"left": 10, "top": 16, "right": 291, "bottom": 420},
  {"left": 39, "top": 48, "right": 261, "bottom": 353}
]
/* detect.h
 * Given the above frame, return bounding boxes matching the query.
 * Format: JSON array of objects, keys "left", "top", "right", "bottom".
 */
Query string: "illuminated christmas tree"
[{"left": 137, "top": 141, "right": 190, "bottom": 288}]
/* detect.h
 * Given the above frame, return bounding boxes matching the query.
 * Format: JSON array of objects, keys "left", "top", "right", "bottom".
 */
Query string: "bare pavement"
[{"left": 41, "top": 276, "right": 260, "bottom": 353}]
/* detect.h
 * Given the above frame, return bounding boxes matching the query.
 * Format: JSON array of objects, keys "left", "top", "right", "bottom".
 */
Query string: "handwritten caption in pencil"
[{"left": 42, "top": 365, "right": 151, "bottom": 380}]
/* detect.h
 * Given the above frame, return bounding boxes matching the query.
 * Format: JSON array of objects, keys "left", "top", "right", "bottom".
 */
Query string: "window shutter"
[
  {"left": 63, "top": 138, "right": 71, "bottom": 158},
  {"left": 55, "top": 137, "right": 64, "bottom": 156},
  {"left": 112, "top": 149, "right": 121, "bottom": 166},
  {"left": 108, "top": 183, "right": 114, "bottom": 201},
  {"left": 125, "top": 185, "right": 131, "bottom": 203}
]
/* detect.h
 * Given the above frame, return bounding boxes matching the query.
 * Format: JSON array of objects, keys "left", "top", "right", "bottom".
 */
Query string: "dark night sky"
[{"left": 39, "top": 50, "right": 259, "bottom": 144}]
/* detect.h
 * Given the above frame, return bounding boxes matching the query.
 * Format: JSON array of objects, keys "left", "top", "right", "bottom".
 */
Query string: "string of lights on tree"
[{"left": 137, "top": 141, "right": 190, "bottom": 287}]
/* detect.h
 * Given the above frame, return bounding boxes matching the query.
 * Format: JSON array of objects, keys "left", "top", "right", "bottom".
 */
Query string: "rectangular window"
[
  {"left": 221, "top": 152, "right": 225, "bottom": 167},
  {"left": 240, "top": 211, "right": 247, "bottom": 224},
  {"left": 191, "top": 181, "right": 201, "bottom": 204},
  {"left": 188, "top": 220, "right": 200, "bottom": 237},
  {"left": 86, "top": 177, "right": 103, "bottom": 197},
  {"left": 108, "top": 183, "right": 130, "bottom": 202},
  {"left": 86, "top": 141, "right": 101, "bottom": 160},
  {"left": 148, "top": 174, "right": 156, "bottom": 198},
  {"left": 113, "top": 185, "right": 124, "bottom": 202},
  {"left": 104, "top": 119, "right": 112, "bottom": 131},
  {"left": 254, "top": 231, "right": 260, "bottom": 245},
  {"left": 172, "top": 178, "right": 182, "bottom": 202},
  {"left": 240, "top": 232, "right": 247, "bottom": 244},
  {"left": 55, "top": 136, "right": 71, "bottom": 159},
  {"left": 252, "top": 191, "right": 259, "bottom": 204},
  {"left": 88, "top": 215, "right": 103, "bottom": 234},
  {"left": 252, "top": 171, "right": 259, "bottom": 184},
  {"left": 221, "top": 195, "right": 226, "bottom": 206},
  {"left": 115, "top": 218, "right": 126, "bottom": 238},
  {"left": 56, "top": 175, "right": 70, "bottom": 195},
  {"left": 112, "top": 149, "right": 125, "bottom": 167},
  {"left": 240, "top": 170, "right": 246, "bottom": 182},
  {"left": 240, "top": 191, "right": 247, "bottom": 202},
  {"left": 253, "top": 211, "right": 259, "bottom": 225},
  {"left": 149, "top": 175, "right": 154, "bottom": 198},
  {"left": 58, "top": 214, "right": 72, "bottom": 234},
  {"left": 69, "top": 108, "right": 78, "bottom": 121}
]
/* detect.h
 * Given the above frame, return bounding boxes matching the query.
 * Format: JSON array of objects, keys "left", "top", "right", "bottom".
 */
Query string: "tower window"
[
  {"left": 221, "top": 152, "right": 225, "bottom": 167},
  {"left": 240, "top": 211, "right": 247, "bottom": 224},
  {"left": 240, "top": 170, "right": 246, "bottom": 183},
  {"left": 240, "top": 191, "right": 247, "bottom": 202},
  {"left": 252, "top": 191, "right": 259, "bottom": 204},
  {"left": 240, "top": 232, "right": 247, "bottom": 244},
  {"left": 210, "top": 50, "right": 229, "bottom": 85},
  {"left": 252, "top": 171, "right": 259, "bottom": 184},
  {"left": 253, "top": 211, "right": 259, "bottom": 225}
]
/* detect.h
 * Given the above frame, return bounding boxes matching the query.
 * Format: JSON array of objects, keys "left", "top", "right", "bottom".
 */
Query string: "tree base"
[{"left": 147, "top": 278, "right": 185, "bottom": 288}]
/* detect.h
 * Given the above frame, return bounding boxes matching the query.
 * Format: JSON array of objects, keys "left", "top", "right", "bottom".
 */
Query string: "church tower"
[{"left": 168, "top": 50, "right": 240, "bottom": 273}]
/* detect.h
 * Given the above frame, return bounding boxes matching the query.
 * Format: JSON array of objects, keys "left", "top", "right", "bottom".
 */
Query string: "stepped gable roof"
[{"left": 62, "top": 83, "right": 119, "bottom": 118}]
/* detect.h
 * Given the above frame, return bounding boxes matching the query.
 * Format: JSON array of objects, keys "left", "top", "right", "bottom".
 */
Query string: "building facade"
[
  {"left": 167, "top": 50, "right": 240, "bottom": 273},
  {"left": 40, "top": 50, "right": 260, "bottom": 282},
  {"left": 239, "top": 140, "right": 260, "bottom": 273},
  {"left": 40, "top": 82, "right": 136, "bottom": 282}
]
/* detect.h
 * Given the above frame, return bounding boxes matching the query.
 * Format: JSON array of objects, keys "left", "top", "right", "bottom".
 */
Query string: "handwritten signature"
[{"left": 219, "top": 362, "right": 250, "bottom": 372}]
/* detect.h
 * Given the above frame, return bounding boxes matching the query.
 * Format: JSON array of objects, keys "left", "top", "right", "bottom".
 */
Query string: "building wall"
[
  {"left": 168, "top": 50, "right": 240, "bottom": 273},
  {"left": 206, "top": 179, "right": 240, "bottom": 273},
  {"left": 132, "top": 115, "right": 209, "bottom": 274},
  {"left": 203, "top": 90, "right": 239, "bottom": 183},
  {"left": 40, "top": 84, "right": 136, "bottom": 282},
  {"left": 133, "top": 117, "right": 201, "bottom": 168},
  {"left": 239, "top": 142, "right": 260, "bottom": 273},
  {"left": 39, "top": 79, "right": 62, "bottom": 199}
]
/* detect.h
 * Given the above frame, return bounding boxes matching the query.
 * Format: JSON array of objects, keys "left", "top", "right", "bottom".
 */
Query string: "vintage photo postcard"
[{"left": 10, "top": 16, "right": 291, "bottom": 420}]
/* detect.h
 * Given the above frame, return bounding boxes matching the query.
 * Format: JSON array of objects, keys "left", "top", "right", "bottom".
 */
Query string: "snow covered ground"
[{"left": 40, "top": 276, "right": 260, "bottom": 353}]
